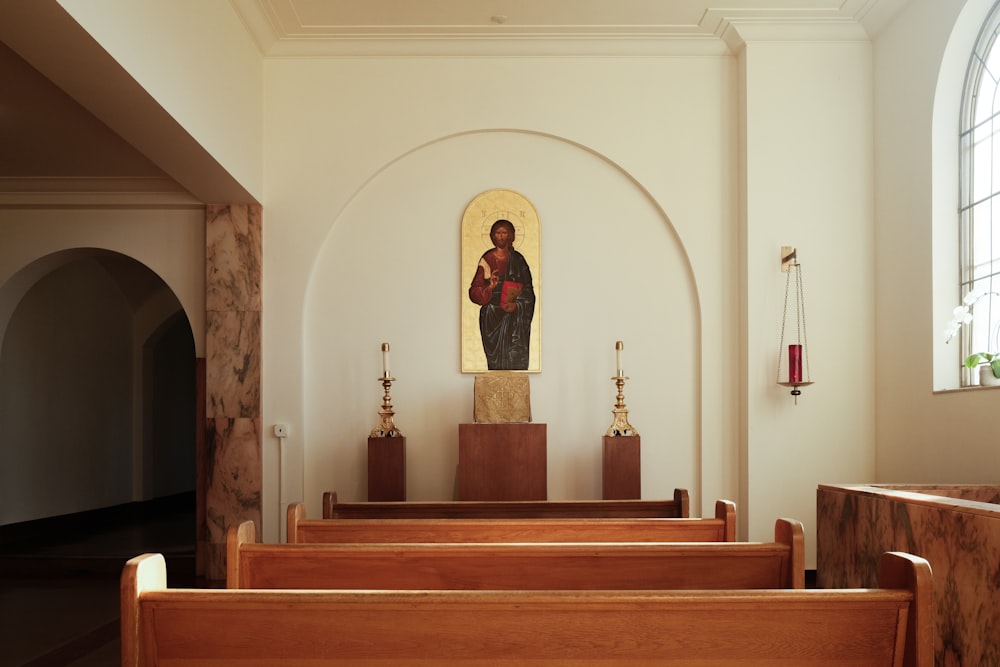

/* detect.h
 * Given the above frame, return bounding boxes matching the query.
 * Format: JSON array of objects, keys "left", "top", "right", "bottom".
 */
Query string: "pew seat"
[
  {"left": 322, "top": 487, "right": 690, "bottom": 518},
  {"left": 229, "top": 517, "right": 804, "bottom": 590},
  {"left": 289, "top": 498, "right": 735, "bottom": 544},
  {"left": 122, "top": 550, "right": 933, "bottom": 666}
]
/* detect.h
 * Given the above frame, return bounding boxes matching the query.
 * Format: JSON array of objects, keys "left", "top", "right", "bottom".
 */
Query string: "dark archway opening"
[{"left": 0, "top": 249, "right": 196, "bottom": 575}]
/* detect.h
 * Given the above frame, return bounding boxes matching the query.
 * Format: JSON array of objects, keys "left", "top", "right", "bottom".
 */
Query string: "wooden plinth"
[
  {"left": 458, "top": 423, "right": 546, "bottom": 500},
  {"left": 602, "top": 435, "right": 640, "bottom": 500},
  {"left": 368, "top": 436, "right": 406, "bottom": 501}
]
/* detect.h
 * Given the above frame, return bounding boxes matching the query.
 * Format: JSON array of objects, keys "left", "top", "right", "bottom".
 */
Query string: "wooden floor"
[{"left": 0, "top": 500, "right": 200, "bottom": 667}]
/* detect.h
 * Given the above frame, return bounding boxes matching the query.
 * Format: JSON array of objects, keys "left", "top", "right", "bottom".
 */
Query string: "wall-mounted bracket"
[{"left": 781, "top": 246, "right": 797, "bottom": 272}]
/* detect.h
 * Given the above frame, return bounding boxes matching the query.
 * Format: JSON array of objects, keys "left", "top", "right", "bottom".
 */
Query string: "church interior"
[{"left": 1, "top": 0, "right": 999, "bottom": 664}]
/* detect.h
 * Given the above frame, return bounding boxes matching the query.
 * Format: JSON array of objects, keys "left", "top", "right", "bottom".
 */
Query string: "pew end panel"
[
  {"left": 120, "top": 553, "right": 166, "bottom": 667},
  {"left": 775, "top": 516, "right": 806, "bottom": 589},
  {"left": 286, "top": 501, "right": 305, "bottom": 544},
  {"left": 716, "top": 498, "right": 737, "bottom": 541},
  {"left": 878, "top": 551, "right": 934, "bottom": 667},
  {"left": 225, "top": 520, "right": 257, "bottom": 590}
]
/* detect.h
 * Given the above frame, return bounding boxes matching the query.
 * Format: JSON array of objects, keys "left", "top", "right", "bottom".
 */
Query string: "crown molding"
[
  {"left": 230, "top": 0, "right": 894, "bottom": 58},
  {"left": 0, "top": 177, "right": 203, "bottom": 208},
  {"left": 718, "top": 19, "right": 870, "bottom": 53},
  {"left": 259, "top": 35, "right": 732, "bottom": 58}
]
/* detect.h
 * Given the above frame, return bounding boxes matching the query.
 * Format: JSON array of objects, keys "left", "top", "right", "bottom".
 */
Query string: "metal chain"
[
  {"left": 777, "top": 268, "right": 792, "bottom": 383},
  {"left": 776, "top": 262, "right": 808, "bottom": 383},
  {"left": 796, "top": 264, "right": 809, "bottom": 380}
]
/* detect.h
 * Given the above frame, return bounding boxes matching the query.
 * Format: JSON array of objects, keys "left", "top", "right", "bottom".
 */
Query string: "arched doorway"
[{"left": 0, "top": 248, "right": 196, "bottom": 564}]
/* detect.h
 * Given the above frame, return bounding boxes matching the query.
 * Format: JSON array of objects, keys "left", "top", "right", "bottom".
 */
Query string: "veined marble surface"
[
  {"left": 817, "top": 484, "right": 1000, "bottom": 666},
  {"left": 202, "top": 204, "right": 262, "bottom": 581},
  {"left": 206, "top": 204, "right": 262, "bottom": 312}
]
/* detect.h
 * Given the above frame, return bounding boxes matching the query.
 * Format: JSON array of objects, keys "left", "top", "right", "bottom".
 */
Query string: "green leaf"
[
  {"left": 963, "top": 352, "right": 1000, "bottom": 374},
  {"left": 965, "top": 353, "right": 985, "bottom": 369}
]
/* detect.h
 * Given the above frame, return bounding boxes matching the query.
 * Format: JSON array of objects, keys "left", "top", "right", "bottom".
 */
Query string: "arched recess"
[
  {"left": 0, "top": 248, "right": 196, "bottom": 536},
  {"left": 301, "top": 129, "right": 701, "bottom": 509}
]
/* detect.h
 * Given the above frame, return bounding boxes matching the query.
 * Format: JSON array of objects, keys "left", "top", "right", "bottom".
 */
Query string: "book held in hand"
[{"left": 500, "top": 280, "right": 522, "bottom": 308}]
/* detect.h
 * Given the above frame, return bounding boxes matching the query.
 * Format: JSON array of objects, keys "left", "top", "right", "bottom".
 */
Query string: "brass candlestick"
[
  {"left": 370, "top": 373, "right": 403, "bottom": 437},
  {"left": 606, "top": 374, "right": 638, "bottom": 437}
]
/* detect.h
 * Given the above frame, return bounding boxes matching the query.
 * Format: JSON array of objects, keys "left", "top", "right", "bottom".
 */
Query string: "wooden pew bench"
[
  {"left": 123, "top": 550, "right": 933, "bottom": 667},
  {"left": 229, "top": 517, "right": 804, "bottom": 590},
  {"left": 289, "top": 498, "right": 736, "bottom": 544},
  {"left": 322, "top": 487, "right": 690, "bottom": 518}
]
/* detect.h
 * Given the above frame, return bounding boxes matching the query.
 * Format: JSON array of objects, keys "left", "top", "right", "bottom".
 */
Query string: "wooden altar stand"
[
  {"left": 602, "top": 435, "right": 640, "bottom": 499},
  {"left": 368, "top": 436, "right": 405, "bottom": 501},
  {"left": 458, "top": 423, "right": 546, "bottom": 500}
]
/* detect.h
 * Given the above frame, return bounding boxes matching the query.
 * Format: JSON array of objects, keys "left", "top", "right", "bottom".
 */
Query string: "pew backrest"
[
  {"left": 288, "top": 498, "right": 735, "bottom": 544},
  {"left": 321, "top": 487, "right": 690, "bottom": 518},
  {"left": 123, "top": 550, "right": 933, "bottom": 667},
  {"left": 229, "top": 517, "right": 804, "bottom": 590}
]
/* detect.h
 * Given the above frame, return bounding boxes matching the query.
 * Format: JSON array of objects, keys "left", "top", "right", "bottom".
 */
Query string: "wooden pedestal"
[
  {"left": 368, "top": 436, "right": 406, "bottom": 501},
  {"left": 458, "top": 423, "right": 546, "bottom": 500},
  {"left": 602, "top": 435, "right": 640, "bottom": 500}
]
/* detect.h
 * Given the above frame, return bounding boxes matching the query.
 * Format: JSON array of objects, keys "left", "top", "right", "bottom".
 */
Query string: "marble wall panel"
[
  {"left": 201, "top": 203, "right": 262, "bottom": 581},
  {"left": 205, "top": 309, "right": 261, "bottom": 418},
  {"left": 817, "top": 484, "right": 1000, "bottom": 666},
  {"left": 206, "top": 204, "right": 262, "bottom": 312},
  {"left": 205, "top": 417, "right": 262, "bottom": 543}
]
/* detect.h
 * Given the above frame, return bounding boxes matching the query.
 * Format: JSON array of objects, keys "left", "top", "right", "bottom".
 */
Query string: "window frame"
[{"left": 958, "top": 0, "right": 1000, "bottom": 387}]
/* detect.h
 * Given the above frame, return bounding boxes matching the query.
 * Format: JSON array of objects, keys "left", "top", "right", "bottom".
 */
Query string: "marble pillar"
[
  {"left": 817, "top": 483, "right": 1000, "bottom": 666},
  {"left": 202, "top": 203, "right": 262, "bottom": 581}
]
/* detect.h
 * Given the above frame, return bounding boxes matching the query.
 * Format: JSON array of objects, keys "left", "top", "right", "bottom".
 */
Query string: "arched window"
[{"left": 957, "top": 0, "right": 1000, "bottom": 386}]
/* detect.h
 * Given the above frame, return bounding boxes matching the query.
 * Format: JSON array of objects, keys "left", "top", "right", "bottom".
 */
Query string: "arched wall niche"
[{"left": 301, "top": 129, "right": 702, "bottom": 508}]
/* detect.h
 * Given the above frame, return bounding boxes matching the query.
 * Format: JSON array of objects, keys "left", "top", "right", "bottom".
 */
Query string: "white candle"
[
  {"left": 615, "top": 340, "right": 623, "bottom": 377},
  {"left": 381, "top": 342, "right": 390, "bottom": 376}
]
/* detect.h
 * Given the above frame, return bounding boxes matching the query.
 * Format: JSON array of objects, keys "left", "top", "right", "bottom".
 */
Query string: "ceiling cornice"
[
  {"left": 229, "top": 0, "right": 908, "bottom": 58},
  {"left": 0, "top": 177, "right": 203, "bottom": 208},
  {"left": 718, "top": 18, "right": 870, "bottom": 54}
]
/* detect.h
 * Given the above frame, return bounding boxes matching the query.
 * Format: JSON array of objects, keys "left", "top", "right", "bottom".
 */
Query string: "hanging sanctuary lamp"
[{"left": 777, "top": 246, "right": 813, "bottom": 404}]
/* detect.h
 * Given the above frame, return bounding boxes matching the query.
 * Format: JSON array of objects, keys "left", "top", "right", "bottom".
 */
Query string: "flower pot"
[{"left": 979, "top": 365, "right": 1000, "bottom": 386}]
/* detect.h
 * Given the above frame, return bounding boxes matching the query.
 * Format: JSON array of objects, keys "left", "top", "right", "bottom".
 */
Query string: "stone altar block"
[
  {"left": 458, "top": 423, "right": 546, "bottom": 500},
  {"left": 473, "top": 372, "right": 531, "bottom": 423}
]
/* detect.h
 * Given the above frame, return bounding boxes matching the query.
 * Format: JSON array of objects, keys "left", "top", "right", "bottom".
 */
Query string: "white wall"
[
  {"left": 740, "top": 35, "right": 877, "bottom": 566},
  {"left": 260, "top": 41, "right": 880, "bottom": 565},
  {"left": 55, "top": 0, "right": 264, "bottom": 201},
  {"left": 874, "top": 0, "right": 1000, "bottom": 482},
  {"left": 262, "top": 55, "right": 741, "bottom": 540},
  {"left": 0, "top": 7, "right": 922, "bottom": 566},
  {"left": 0, "top": 207, "right": 206, "bottom": 355}
]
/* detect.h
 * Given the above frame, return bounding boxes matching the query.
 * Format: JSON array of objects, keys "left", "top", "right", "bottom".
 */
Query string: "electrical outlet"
[{"left": 274, "top": 423, "right": 289, "bottom": 438}]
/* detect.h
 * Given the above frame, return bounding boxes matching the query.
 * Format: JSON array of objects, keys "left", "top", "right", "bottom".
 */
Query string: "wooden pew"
[
  {"left": 123, "top": 550, "right": 933, "bottom": 667},
  {"left": 229, "top": 517, "right": 804, "bottom": 590},
  {"left": 290, "top": 498, "right": 736, "bottom": 544},
  {"left": 322, "top": 487, "right": 690, "bottom": 518}
]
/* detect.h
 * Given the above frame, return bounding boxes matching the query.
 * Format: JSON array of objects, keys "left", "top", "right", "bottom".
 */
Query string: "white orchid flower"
[
  {"left": 944, "top": 289, "right": 1000, "bottom": 344},
  {"left": 963, "top": 288, "right": 988, "bottom": 305},
  {"left": 953, "top": 305, "right": 973, "bottom": 323},
  {"left": 944, "top": 321, "right": 962, "bottom": 342}
]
